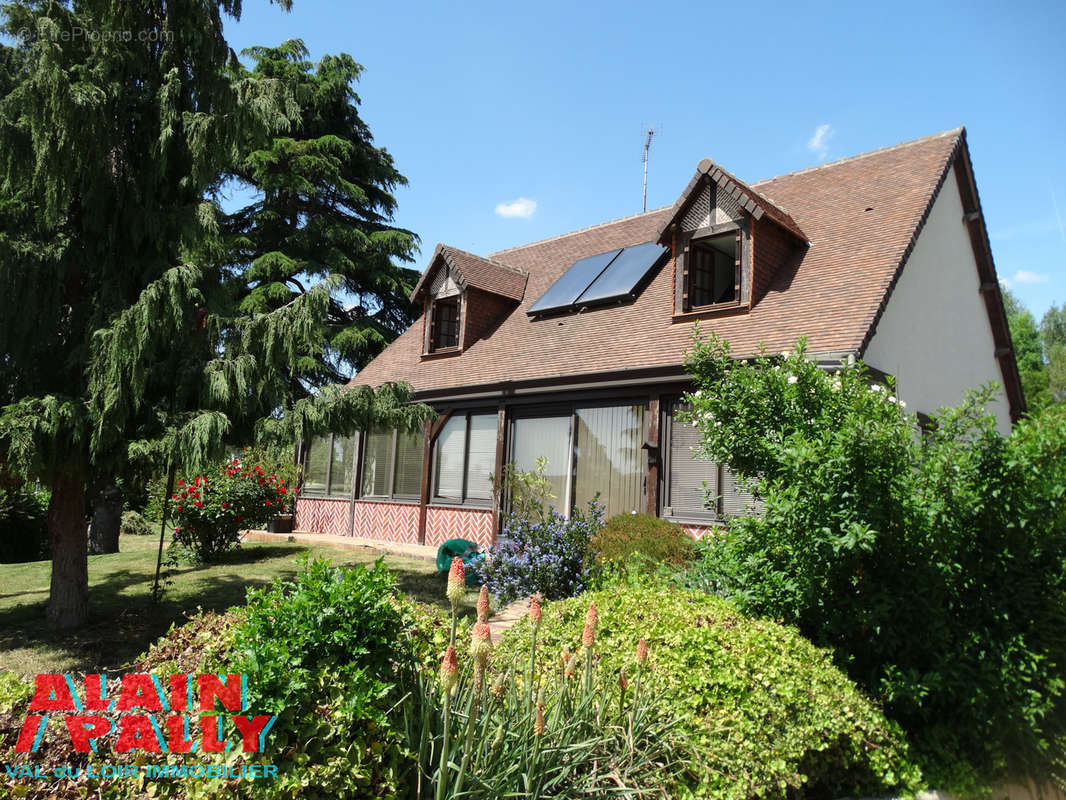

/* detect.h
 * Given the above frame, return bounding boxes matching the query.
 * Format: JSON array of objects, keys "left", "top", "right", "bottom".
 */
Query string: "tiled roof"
[
  {"left": 353, "top": 128, "right": 971, "bottom": 396},
  {"left": 410, "top": 244, "right": 527, "bottom": 302}
]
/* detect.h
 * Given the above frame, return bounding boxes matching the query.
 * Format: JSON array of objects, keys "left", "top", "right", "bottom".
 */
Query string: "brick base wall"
[
  {"left": 294, "top": 496, "right": 350, "bottom": 536},
  {"left": 351, "top": 501, "right": 421, "bottom": 544},
  {"left": 294, "top": 497, "right": 495, "bottom": 548},
  {"left": 679, "top": 522, "right": 716, "bottom": 540},
  {"left": 426, "top": 506, "right": 495, "bottom": 549}
]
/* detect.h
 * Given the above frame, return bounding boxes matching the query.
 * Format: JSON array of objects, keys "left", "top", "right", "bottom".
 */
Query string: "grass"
[{"left": 0, "top": 534, "right": 479, "bottom": 675}]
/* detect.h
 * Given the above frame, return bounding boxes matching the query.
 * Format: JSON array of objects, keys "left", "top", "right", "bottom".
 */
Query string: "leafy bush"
[
  {"left": 491, "top": 457, "right": 555, "bottom": 522},
  {"left": 170, "top": 456, "right": 293, "bottom": 562},
  {"left": 683, "top": 332, "right": 1066, "bottom": 788},
  {"left": 0, "top": 484, "right": 49, "bottom": 563},
  {"left": 118, "top": 509, "right": 153, "bottom": 536},
  {"left": 476, "top": 501, "right": 604, "bottom": 604},
  {"left": 590, "top": 512, "right": 695, "bottom": 567},
  {"left": 497, "top": 586, "right": 923, "bottom": 800}
]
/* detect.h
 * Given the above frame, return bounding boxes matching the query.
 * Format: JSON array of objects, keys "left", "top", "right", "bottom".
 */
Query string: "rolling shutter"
[
  {"left": 720, "top": 465, "right": 764, "bottom": 517},
  {"left": 666, "top": 409, "right": 719, "bottom": 519}
]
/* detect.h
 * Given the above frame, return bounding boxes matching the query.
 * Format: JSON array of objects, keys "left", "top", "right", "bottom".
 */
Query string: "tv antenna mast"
[{"left": 641, "top": 126, "right": 659, "bottom": 212}]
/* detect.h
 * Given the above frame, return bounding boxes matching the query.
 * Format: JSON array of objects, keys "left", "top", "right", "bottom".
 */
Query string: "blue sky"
[{"left": 226, "top": 0, "right": 1066, "bottom": 321}]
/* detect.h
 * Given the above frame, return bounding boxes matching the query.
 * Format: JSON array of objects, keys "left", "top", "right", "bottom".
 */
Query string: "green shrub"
[
  {"left": 683, "top": 333, "right": 1066, "bottom": 788},
  {"left": 497, "top": 586, "right": 923, "bottom": 800},
  {"left": 0, "top": 484, "right": 48, "bottom": 563},
  {"left": 590, "top": 512, "right": 695, "bottom": 567},
  {"left": 118, "top": 509, "right": 153, "bottom": 536}
]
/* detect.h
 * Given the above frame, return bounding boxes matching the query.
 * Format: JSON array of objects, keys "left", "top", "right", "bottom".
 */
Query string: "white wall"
[{"left": 863, "top": 167, "right": 1012, "bottom": 434}]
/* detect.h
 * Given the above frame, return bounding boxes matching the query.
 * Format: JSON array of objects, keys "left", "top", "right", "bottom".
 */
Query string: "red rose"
[
  {"left": 194, "top": 501, "right": 203, "bottom": 507},
  {"left": 172, "top": 494, "right": 178, "bottom": 500},
  {"left": 235, "top": 516, "right": 243, "bottom": 523},
  {"left": 177, "top": 506, "right": 183, "bottom": 511},
  {"left": 174, "top": 527, "right": 181, "bottom": 533},
  {"left": 222, "top": 502, "right": 229, "bottom": 509},
  {"left": 232, "top": 458, "right": 239, "bottom": 465},
  {"left": 265, "top": 500, "right": 272, "bottom": 506},
  {"left": 279, "top": 487, "right": 287, "bottom": 494},
  {"left": 177, "top": 479, "right": 184, "bottom": 486}
]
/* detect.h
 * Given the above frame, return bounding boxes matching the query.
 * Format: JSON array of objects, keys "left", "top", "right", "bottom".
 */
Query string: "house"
[{"left": 294, "top": 127, "right": 1023, "bottom": 548}]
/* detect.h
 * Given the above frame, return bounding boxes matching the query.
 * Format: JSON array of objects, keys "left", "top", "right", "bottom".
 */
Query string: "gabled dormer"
[
  {"left": 657, "top": 158, "right": 808, "bottom": 319},
  {"left": 410, "top": 245, "right": 527, "bottom": 357}
]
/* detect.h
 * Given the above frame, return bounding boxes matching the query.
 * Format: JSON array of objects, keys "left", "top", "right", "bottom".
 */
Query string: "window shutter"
[
  {"left": 668, "top": 413, "right": 719, "bottom": 518},
  {"left": 720, "top": 465, "right": 764, "bottom": 517},
  {"left": 465, "top": 414, "right": 497, "bottom": 501},
  {"left": 393, "top": 429, "right": 424, "bottom": 498},
  {"left": 329, "top": 435, "right": 356, "bottom": 496},
  {"left": 361, "top": 428, "right": 393, "bottom": 497},
  {"left": 304, "top": 436, "right": 330, "bottom": 493},
  {"left": 434, "top": 417, "right": 466, "bottom": 499}
]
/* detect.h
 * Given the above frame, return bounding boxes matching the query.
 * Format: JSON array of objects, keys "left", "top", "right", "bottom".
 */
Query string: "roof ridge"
[
  {"left": 442, "top": 244, "right": 527, "bottom": 276},
  {"left": 751, "top": 127, "right": 965, "bottom": 185},
  {"left": 489, "top": 205, "right": 671, "bottom": 257}
]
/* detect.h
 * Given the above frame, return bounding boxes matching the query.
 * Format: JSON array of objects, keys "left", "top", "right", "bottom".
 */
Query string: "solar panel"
[
  {"left": 575, "top": 241, "right": 668, "bottom": 306},
  {"left": 526, "top": 248, "right": 622, "bottom": 315}
]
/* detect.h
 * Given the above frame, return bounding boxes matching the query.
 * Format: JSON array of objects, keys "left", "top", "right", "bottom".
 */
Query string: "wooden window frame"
[
  {"left": 428, "top": 295, "right": 461, "bottom": 353},
  {"left": 682, "top": 231, "right": 742, "bottom": 312},
  {"left": 301, "top": 433, "right": 355, "bottom": 499},
  {"left": 358, "top": 427, "right": 424, "bottom": 503},
  {"left": 430, "top": 410, "right": 496, "bottom": 507}
]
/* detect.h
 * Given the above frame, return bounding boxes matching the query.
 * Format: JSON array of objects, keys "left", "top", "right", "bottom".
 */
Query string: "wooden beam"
[
  {"left": 492, "top": 406, "right": 507, "bottom": 542},
  {"left": 645, "top": 397, "right": 660, "bottom": 516},
  {"left": 417, "top": 410, "right": 453, "bottom": 546}
]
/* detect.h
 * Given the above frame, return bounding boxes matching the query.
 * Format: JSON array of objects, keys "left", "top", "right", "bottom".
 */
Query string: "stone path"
[{"left": 488, "top": 599, "right": 529, "bottom": 643}]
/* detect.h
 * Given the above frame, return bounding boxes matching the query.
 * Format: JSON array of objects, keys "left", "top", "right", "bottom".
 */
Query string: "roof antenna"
[{"left": 641, "top": 127, "right": 658, "bottom": 213}]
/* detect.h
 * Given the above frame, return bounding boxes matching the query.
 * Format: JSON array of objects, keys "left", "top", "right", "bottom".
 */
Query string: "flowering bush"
[
  {"left": 171, "top": 456, "right": 294, "bottom": 562},
  {"left": 476, "top": 501, "right": 604, "bottom": 604}
]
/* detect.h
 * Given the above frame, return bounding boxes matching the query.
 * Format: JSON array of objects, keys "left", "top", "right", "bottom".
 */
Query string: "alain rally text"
[{"left": 15, "top": 673, "right": 277, "bottom": 754}]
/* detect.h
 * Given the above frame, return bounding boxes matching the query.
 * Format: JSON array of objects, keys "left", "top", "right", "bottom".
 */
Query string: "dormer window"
[
  {"left": 686, "top": 231, "right": 740, "bottom": 309},
  {"left": 429, "top": 295, "right": 461, "bottom": 351}
]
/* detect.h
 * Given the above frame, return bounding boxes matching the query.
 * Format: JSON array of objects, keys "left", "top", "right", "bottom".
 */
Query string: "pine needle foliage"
[{"left": 0, "top": 1, "right": 429, "bottom": 627}]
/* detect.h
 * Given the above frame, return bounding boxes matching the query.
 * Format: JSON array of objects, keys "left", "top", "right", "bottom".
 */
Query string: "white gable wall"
[{"left": 863, "top": 167, "right": 1012, "bottom": 434}]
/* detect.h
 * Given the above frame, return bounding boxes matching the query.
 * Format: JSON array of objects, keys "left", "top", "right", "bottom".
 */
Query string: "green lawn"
[{"left": 0, "top": 535, "right": 473, "bottom": 675}]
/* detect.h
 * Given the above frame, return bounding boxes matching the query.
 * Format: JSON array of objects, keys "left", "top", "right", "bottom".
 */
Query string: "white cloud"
[
  {"left": 807, "top": 123, "right": 834, "bottom": 160},
  {"left": 1012, "top": 270, "right": 1050, "bottom": 285},
  {"left": 494, "top": 197, "right": 537, "bottom": 219}
]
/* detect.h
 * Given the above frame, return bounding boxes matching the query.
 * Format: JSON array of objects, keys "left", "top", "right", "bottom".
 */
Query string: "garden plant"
[{"left": 682, "top": 331, "right": 1066, "bottom": 790}]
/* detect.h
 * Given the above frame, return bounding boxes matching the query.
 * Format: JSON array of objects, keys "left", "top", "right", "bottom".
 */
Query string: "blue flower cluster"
[{"left": 476, "top": 501, "right": 605, "bottom": 604}]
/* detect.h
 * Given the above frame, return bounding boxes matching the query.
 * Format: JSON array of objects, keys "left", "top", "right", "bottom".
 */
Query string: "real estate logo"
[{"left": 7, "top": 673, "right": 279, "bottom": 782}]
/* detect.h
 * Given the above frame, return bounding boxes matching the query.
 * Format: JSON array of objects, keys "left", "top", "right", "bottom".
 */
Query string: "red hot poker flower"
[
  {"left": 446, "top": 557, "right": 465, "bottom": 609},
  {"left": 477, "top": 585, "right": 490, "bottom": 623},
  {"left": 440, "top": 646, "right": 459, "bottom": 693},
  {"left": 637, "top": 638, "right": 648, "bottom": 665},
  {"left": 530, "top": 596, "right": 542, "bottom": 629}
]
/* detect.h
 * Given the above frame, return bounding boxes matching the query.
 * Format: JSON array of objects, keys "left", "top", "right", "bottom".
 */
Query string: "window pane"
[
  {"left": 465, "top": 414, "right": 497, "bottom": 501},
  {"left": 329, "top": 435, "right": 356, "bottom": 496},
  {"left": 394, "top": 428, "right": 425, "bottom": 498},
  {"left": 668, "top": 405, "right": 718, "bottom": 518},
  {"left": 573, "top": 405, "right": 645, "bottom": 518},
  {"left": 434, "top": 416, "right": 466, "bottom": 499},
  {"left": 303, "top": 436, "right": 330, "bottom": 493},
  {"left": 361, "top": 428, "right": 393, "bottom": 497},
  {"left": 511, "top": 416, "right": 571, "bottom": 512}
]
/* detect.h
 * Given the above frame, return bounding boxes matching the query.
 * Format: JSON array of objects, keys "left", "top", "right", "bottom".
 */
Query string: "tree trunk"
[
  {"left": 88, "top": 484, "right": 123, "bottom": 554},
  {"left": 46, "top": 471, "right": 89, "bottom": 629}
]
